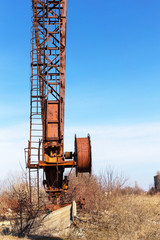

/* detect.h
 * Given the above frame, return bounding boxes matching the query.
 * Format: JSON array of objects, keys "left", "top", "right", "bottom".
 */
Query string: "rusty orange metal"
[
  {"left": 75, "top": 135, "right": 92, "bottom": 175},
  {"left": 25, "top": 0, "right": 92, "bottom": 205}
]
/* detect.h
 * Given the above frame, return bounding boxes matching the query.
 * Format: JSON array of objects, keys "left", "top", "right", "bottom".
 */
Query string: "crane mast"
[{"left": 26, "top": 0, "right": 92, "bottom": 204}]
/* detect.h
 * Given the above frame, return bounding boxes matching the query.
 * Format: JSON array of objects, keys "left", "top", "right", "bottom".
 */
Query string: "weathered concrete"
[{"left": 32, "top": 201, "right": 77, "bottom": 237}]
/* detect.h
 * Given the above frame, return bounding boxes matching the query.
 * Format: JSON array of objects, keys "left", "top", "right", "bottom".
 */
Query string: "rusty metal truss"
[{"left": 25, "top": 0, "right": 92, "bottom": 205}]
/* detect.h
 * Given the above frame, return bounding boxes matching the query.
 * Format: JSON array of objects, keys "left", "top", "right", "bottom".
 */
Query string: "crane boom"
[{"left": 26, "top": 0, "right": 92, "bottom": 204}]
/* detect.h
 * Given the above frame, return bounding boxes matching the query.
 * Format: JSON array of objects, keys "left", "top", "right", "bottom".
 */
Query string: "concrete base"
[{"left": 31, "top": 201, "right": 77, "bottom": 237}]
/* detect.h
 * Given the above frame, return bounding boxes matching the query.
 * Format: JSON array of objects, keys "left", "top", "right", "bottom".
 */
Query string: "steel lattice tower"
[{"left": 25, "top": 0, "right": 92, "bottom": 205}]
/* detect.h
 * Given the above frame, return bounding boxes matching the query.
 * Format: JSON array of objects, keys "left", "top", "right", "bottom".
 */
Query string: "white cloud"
[
  {"left": 64, "top": 122, "right": 160, "bottom": 165},
  {"left": 64, "top": 123, "right": 160, "bottom": 189},
  {"left": 0, "top": 121, "right": 160, "bottom": 189}
]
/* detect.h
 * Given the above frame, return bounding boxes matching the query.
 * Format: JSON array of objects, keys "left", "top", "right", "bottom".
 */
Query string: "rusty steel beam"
[{"left": 27, "top": 160, "right": 76, "bottom": 169}]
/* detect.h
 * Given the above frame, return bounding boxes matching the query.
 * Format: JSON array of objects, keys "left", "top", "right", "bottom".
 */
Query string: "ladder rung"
[
  {"left": 32, "top": 129, "right": 43, "bottom": 131},
  {"left": 31, "top": 135, "right": 42, "bottom": 137},
  {"left": 32, "top": 118, "right": 42, "bottom": 120},
  {"left": 31, "top": 154, "right": 42, "bottom": 156},
  {"left": 31, "top": 113, "right": 41, "bottom": 115},
  {"left": 32, "top": 96, "right": 43, "bottom": 98}
]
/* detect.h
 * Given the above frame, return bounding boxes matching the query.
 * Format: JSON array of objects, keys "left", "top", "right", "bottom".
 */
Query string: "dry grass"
[
  {"left": 64, "top": 171, "right": 160, "bottom": 240},
  {"left": 105, "top": 195, "right": 160, "bottom": 240},
  {"left": 69, "top": 194, "right": 160, "bottom": 240},
  {"left": 1, "top": 171, "right": 160, "bottom": 240}
]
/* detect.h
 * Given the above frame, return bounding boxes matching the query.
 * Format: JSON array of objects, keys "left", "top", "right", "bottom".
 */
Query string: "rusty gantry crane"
[{"left": 25, "top": 0, "right": 92, "bottom": 204}]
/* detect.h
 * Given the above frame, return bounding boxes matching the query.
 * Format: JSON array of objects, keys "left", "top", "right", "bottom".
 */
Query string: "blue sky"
[{"left": 0, "top": 0, "right": 160, "bottom": 189}]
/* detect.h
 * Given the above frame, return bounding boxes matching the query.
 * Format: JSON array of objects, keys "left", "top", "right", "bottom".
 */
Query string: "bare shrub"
[
  {"left": 65, "top": 168, "right": 128, "bottom": 214},
  {"left": 65, "top": 172, "right": 106, "bottom": 213},
  {"left": 0, "top": 173, "right": 49, "bottom": 236},
  {"left": 121, "top": 182, "right": 145, "bottom": 195},
  {"left": 148, "top": 186, "right": 156, "bottom": 195},
  {"left": 99, "top": 167, "right": 128, "bottom": 195}
]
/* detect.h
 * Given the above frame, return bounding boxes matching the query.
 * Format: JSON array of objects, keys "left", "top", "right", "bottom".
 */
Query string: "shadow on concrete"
[{"left": 28, "top": 235, "right": 63, "bottom": 240}]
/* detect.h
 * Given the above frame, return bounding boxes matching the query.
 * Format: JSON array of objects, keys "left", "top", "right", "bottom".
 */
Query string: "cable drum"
[{"left": 75, "top": 135, "right": 92, "bottom": 175}]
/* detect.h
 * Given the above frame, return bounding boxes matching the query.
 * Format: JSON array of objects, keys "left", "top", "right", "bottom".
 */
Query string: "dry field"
[
  {"left": 1, "top": 172, "right": 160, "bottom": 240},
  {"left": 1, "top": 194, "right": 160, "bottom": 240},
  {"left": 69, "top": 194, "right": 160, "bottom": 240}
]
